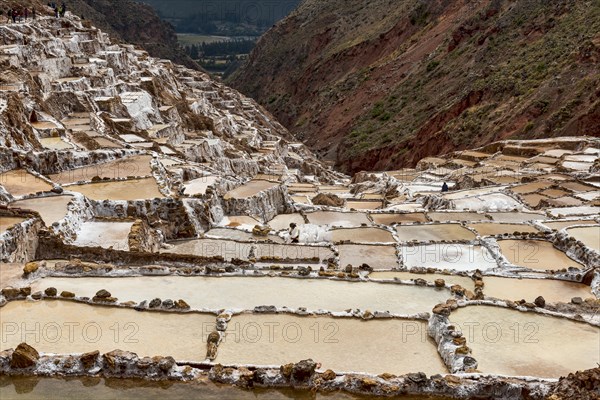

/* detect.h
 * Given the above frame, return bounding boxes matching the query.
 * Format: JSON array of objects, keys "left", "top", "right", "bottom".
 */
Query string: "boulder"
[
  {"left": 31, "top": 291, "right": 42, "bottom": 300},
  {"left": 1, "top": 287, "right": 21, "bottom": 300},
  {"left": 10, "top": 343, "right": 39, "bottom": 369},
  {"left": 534, "top": 296, "right": 546, "bottom": 308},
  {"left": 95, "top": 289, "right": 111, "bottom": 298},
  {"left": 44, "top": 287, "right": 57, "bottom": 296},
  {"left": 158, "top": 356, "right": 175, "bottom": 372},
  {"left": 148, "top": 298, "right": 161, "bottom": 308},
  {"left": 23, "top": 262, "right": 39, "bottom": 275},
  {"left": 311, "top": 193, "right": 344, "bottom": 207},
  {"left": 434, "top": 278, "right": 445, "bottom": 287},
  {"left": 80, "top": 350, "right": 99, "bottom": 369},
  {"left": 252, "top": 225, "right": 270, "bottom": 237},
  {"left": 292, "top": 359, "right": 317, "bottom": 382}
]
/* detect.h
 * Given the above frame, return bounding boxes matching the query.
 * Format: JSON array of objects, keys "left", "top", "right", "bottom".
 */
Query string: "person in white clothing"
[{"left": 289, "top": 223, "right": 300, "bottom": 244}]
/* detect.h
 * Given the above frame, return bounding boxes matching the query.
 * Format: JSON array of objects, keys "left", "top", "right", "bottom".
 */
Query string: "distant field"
[
  {"left": 177, "top": 34, "right": 258, "bottom": 46},
  {"left": 177, "top": 34, "right": 232, "bottom": 45}
]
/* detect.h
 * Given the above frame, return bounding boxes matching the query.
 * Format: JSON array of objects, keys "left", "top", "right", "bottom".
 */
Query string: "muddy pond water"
[{"left": 10, "top": 195, "right": 73, "bottom": 225}]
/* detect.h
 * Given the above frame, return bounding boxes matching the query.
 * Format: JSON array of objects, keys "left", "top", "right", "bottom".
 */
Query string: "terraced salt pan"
[
  {"left": 396, "top": 224, "right": 475, "bottom": 242},
  {"left": 369, "top": 272, "right": 474, "bottom": 289},
  {"left": 345, "top": 200, "right": 382, "bottom": 210},
  {"left": 48, "top": 155, "right": 154, "bottom": 184},
  {"left": 542, "top": 219, "right": 598, "bottom": 230},
  {"left": 163, "top": 239, "right": 333, "bottom": 261},
  {"left": 338, "top": 244, "right": 398, "bottom": 270},
  {"left": 450, "top": 306, "right": 599, "bottom": 378},
  {"left": 182, "top": 176, "right": 218, "bottom": 195},
  {"left": 305, "top": 211, "right": 371, "bottom": 227},
  {"left": 73, "top": 221, "right": 134, "bottom": 251},
  {"left": 31, "top": 276, "right": 451, "bottom": 315},
  {"left": 218, "top": 314, "right": 447, "bottom": 375},
  {"left": 10, "top": 195, "right": 73, "bottom": 225},
  {"left": 369, "top": 213, "right": 428, "bottom": 225},
  {"left": 487, "top": 212, "right": 544, "bottom": 223},
  {"left": 0, "top": 169, "right": 53, "bottom": 197},
  {"left": 66, "top": 178, "right": 164, "bottom": 200},
  {"left": 0, "top": 217, "right": 26, "bottom": 234},
  {"left": 566, "top": 226, "right": 600, "bottom": 252},
  {"left": 467, "top": 223, "right": 538, "bottom": 236},
  {"left": 219, "top": 215, "right": 260, "bottom": 229},
  {"left": 483, "top": 276, "right": 592, "bottom": 303},
  {"left": 0, "top": 301, "right": 213, "bottom": 361},
  {"left": 224, "top": 180, "right": 278, "bottom": 199},
  {"left": 453, "top": 193, "right": 524, "bottom": 212},
  {"left": 402, "top": 244, "right": 497, "bottom": 271},
  {"left": 331, "top": 227, "right": 394, "bottom": 243},
  {"left": 497, "top": 240, "right": 584, "bottom": 270},
  {"left": 268, "top": 214, "right": 306, "bottom": 231},
  {"left": 39, "top": 137, "right": 74, "bottom": 150},
  {"left": 205, "top": 228, "right": 283, "bottom": 243},
  {"left": 426, "top": 212, "right": 489, "bottom": 223},
  {"left": 548, "top": 206, "right": 600, "bottom": 218}
]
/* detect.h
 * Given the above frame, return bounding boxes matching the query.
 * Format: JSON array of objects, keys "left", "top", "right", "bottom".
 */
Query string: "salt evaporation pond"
[
  {"left": 0, "top": 170, "right": 53, "bottom": 197},
  {"left": 30, "top": 276, "right": 451, "bottom": 315},
  {"left": 467, "top": 223, "right": 538, "bottom": 236},
  {"left": 338, "top": 244, "right": 398, "bottom": 269},
  {"left": 0, "top": 376, "right": 426, "bottom": 400},
  {"left": 426, "top": 212, "right": 489, "bottom": 222},
  {"left": 224, "top": 180, "right": 278, "bottom": 199},
  {"left": 217, "top": 314, "right": 447, "bottom": 375},
  {"left": 369, "top": 213, "right": 428, "bottom": 225},
  {"left": 566, "top": 225, "right": 600, "bottom": 252},
  {"left": 73, "top": 221, "right": 134, "bottom": 250},
  {"left": 542, "top": 219, "right": 598, "bottom": 230},
  {"left": 268, "top": 213, "right": 306, "bottom": 231},
  {"left": 396, "top": 224, "right": 475, "bottom": 242},
  {"left": 182, "top": 176, "right": 218, "bottom": 195},
  {"left": 0, "top": 217, "right": 26, "bottom": 234},
  {"left": 331, "top": 227, "right": 394, "bottom": 243},
  {"left": 10, "top": 195, "right": 73, "bottom": 225},
  {"left": 39, "top": 137, "right": 74, "bottom": 150},
  {"left": 402, "top": 244, "right": 497, "bottom": 271},
  {"left": 482, "top": 276, "right": 592, "bottom": 303},
  {"left": 0, "top": 301, "right": 213, "bottom": 361},
  {"left": 497, "top": 240, "right": 584, "bottom": 270},
  {"left": 306, "top": 211, "right": 371, "bottom": 227},
  {"left": 205, "top": 228, "right": 284, "bottom": 243},
  {"left": 66, "top": 178, "right": 164, "bottom": 200},
  {"left": 487, "top": 212, "right": 544, "bottom": 223},
  {"left": 48, "top": 155, "right": 154, "bottom": 184},
  {"left": 369, "top": 272, "right": 475, "bottom": 289},
  {"left": 163, "top": 239, "right": 333, "bottom": 261},
  {"left": 450, "top": 306, "right": 600, "bottom": 378}
]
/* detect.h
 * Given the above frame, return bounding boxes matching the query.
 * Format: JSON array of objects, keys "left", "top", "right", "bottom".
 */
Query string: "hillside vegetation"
[{"left": 229, "top": 0, "right": 600, "bottom": 172}]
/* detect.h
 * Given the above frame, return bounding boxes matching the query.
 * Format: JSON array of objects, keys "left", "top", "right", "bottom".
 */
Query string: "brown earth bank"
[
  {"left": 0, "top": 0, "right": 198, "bottom": 69},
  {"left": 228, "top": 0, "right": 600, "bottom": 173}
]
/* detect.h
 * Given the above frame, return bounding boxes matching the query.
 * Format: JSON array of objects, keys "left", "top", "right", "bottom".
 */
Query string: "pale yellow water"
[
  {"left": 30, "top": 276, "right": 451, "bottom": 315},
  {"left": 0, "top": 170, "right": 53, "bottom": 197},
  {"left": 305, "top": 211, "right": 371, "bottom": 227},
  {"left": 0, "top": 217, "right": 26, "bottom": 234},
  {"left": 163, "top": 239, "right": 333, "bottom": 261},
  {"left": 486, "top": 212, "right": 544, "bottom": 223},
  {"left": 467, "top": 223, "right": 538, "bottom": 236},
  {"left": 370, "top": 213, "right": 428, "bottom": 225},
  {"left": 402, "top": 244, "right": 497, "bottom": 271},
  {"left": 205, "top": 228, "right": 284, "bottom": 243},
  {"left": 224, "top": 180, "right": 278, "bottom": 199},
  {"left": 10, "top": 195, "right": 73, "bottom": 225},
  {"left": 0, "top": 301, "right": 213, "bottom": 361},
  {"left": 396, "top": 224, "right": 475, "bottom": 242},
  {"left": 39, "top": 137, "right": 74, "bottom": 150},
  {"left": 498, "top": 240, "right": 584, "bottom": 270},
  {"left": 48, "top": 156, "right": 154, "bottom": 184},
  {"left": 450, "top": 306, "right": 600, "bottom": 378},
  {"left": 0, "top": 263, "right": 26, "bottom": 288},
  {"left": 66, "top": 178, "right": 164, "bottom": 200},
  {"left": 369, "top": 272, "right": 474, "bottom": 289},
  {"left": 183, "top": 176, "right": 218, "bottom": 195},
  {"left": 331, "top": 227, "right": 395, "bottom": 243},
  {"left": 565, "top": 226, "right": 600, "bottom": 252},
  {"left": 268, "top": 214, "right": 306, "bottom": 231},
  {"left": 483, "top": 276, "right": 592, "bottom": 303},
  {"left": 345, "top": 200, "right": 382, "bottom": 210},
  {"left": 73, "top": 221, "right": 134, "bottom": 250},
  {"left": 337, "top": 244, "right": 398, "bottom": 269},
  {"left": 218, "top": 314, "right": 447, "bottom": 375}
]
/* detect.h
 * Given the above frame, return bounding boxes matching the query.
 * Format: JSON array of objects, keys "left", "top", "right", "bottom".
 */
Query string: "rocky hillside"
[
  {"left": 229, "top": 0, "right": 600, "bottom": 173},
  {"left": 0, "top": 0, "right": 197, "bottom": 69}
]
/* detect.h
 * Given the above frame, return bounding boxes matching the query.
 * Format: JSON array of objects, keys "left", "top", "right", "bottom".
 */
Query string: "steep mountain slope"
[{"left": 229, "top": 0, "right": 600, "bottom": 173}]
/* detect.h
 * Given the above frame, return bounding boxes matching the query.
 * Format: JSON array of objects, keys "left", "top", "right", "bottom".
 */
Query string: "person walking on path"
[
  {"left": 11, "top": 9, "right": 17, "bottom": 23},
  {"left": 288, "top": 223, "right": 300, "bottom": 244},
  {"left": 24, "top": 8, "right": 28, "bottom": 20},
  {"left": 32, "top": 8, "right": 36, "bottom": 20}
]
